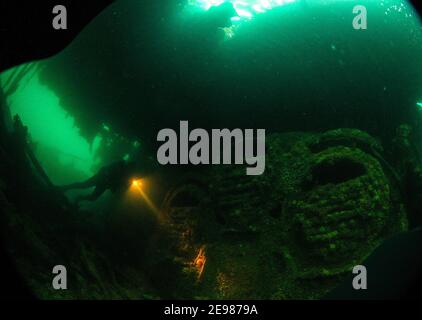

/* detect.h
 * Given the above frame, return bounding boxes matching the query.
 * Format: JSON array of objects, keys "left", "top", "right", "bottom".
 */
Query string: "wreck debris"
[
  {"left": 163, "top": 128, "right": 409, "bottom": 299},
  {"left": 192, "top": 245, "right": 206, "bottom": 281}
]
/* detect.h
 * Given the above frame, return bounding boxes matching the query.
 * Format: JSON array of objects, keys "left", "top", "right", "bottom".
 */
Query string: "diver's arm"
[
  {"left": 75, "top": 185, "right": 106, "bottom": 203},
  {"left": 58, "top": 174, "right": 100, "bottom": 191}
]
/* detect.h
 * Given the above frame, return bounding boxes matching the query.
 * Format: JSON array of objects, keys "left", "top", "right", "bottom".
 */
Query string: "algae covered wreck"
[{"left": 1, "top": 0, "right": 422, "bottom": 299}]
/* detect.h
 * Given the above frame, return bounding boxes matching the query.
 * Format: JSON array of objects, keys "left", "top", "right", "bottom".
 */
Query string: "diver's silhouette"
[
  {"left": 205, "top": 2, "right": 238, "bottom": 29},
  {"left": 59, "top": 160, "right": 137, "bottom": 203}
]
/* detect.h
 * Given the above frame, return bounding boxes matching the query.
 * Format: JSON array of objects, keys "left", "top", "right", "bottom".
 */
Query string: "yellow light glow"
[
  {"left": 129, "top": 178, "right": 163, "bottom": 219},
  {"left": 132, "top": 179, "right": 142, "bottom": 187}
]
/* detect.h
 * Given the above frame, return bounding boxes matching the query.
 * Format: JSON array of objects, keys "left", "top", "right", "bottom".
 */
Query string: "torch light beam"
[{"left": 131, "top": 179, "right": 162, "bottom": 218}]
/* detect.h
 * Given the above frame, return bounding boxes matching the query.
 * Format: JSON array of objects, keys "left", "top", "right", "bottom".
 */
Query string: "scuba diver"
[
  {"left": 204, "top": 1, "right": 238, "bottom": 29},
  {"left": 59, "top": 159, "right": 139, "bottom": 204},
  {"left": 178, "top": 1, "right": 238, "bottom": 49}
]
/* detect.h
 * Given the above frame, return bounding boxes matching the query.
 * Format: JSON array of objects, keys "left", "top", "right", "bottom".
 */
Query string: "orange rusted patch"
[{"left": 193, "top": 245, "right": 206, "bottom": 281}]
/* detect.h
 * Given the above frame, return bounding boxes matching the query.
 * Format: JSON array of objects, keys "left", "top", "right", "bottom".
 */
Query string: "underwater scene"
[{"left": 0, "top": 0, "right": 422, "bottom": 299}]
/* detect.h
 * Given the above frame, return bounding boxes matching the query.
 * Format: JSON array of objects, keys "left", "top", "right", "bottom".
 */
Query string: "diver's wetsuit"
[{"left": 60, "top": 160, "right": 135, "bottom": 202}]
